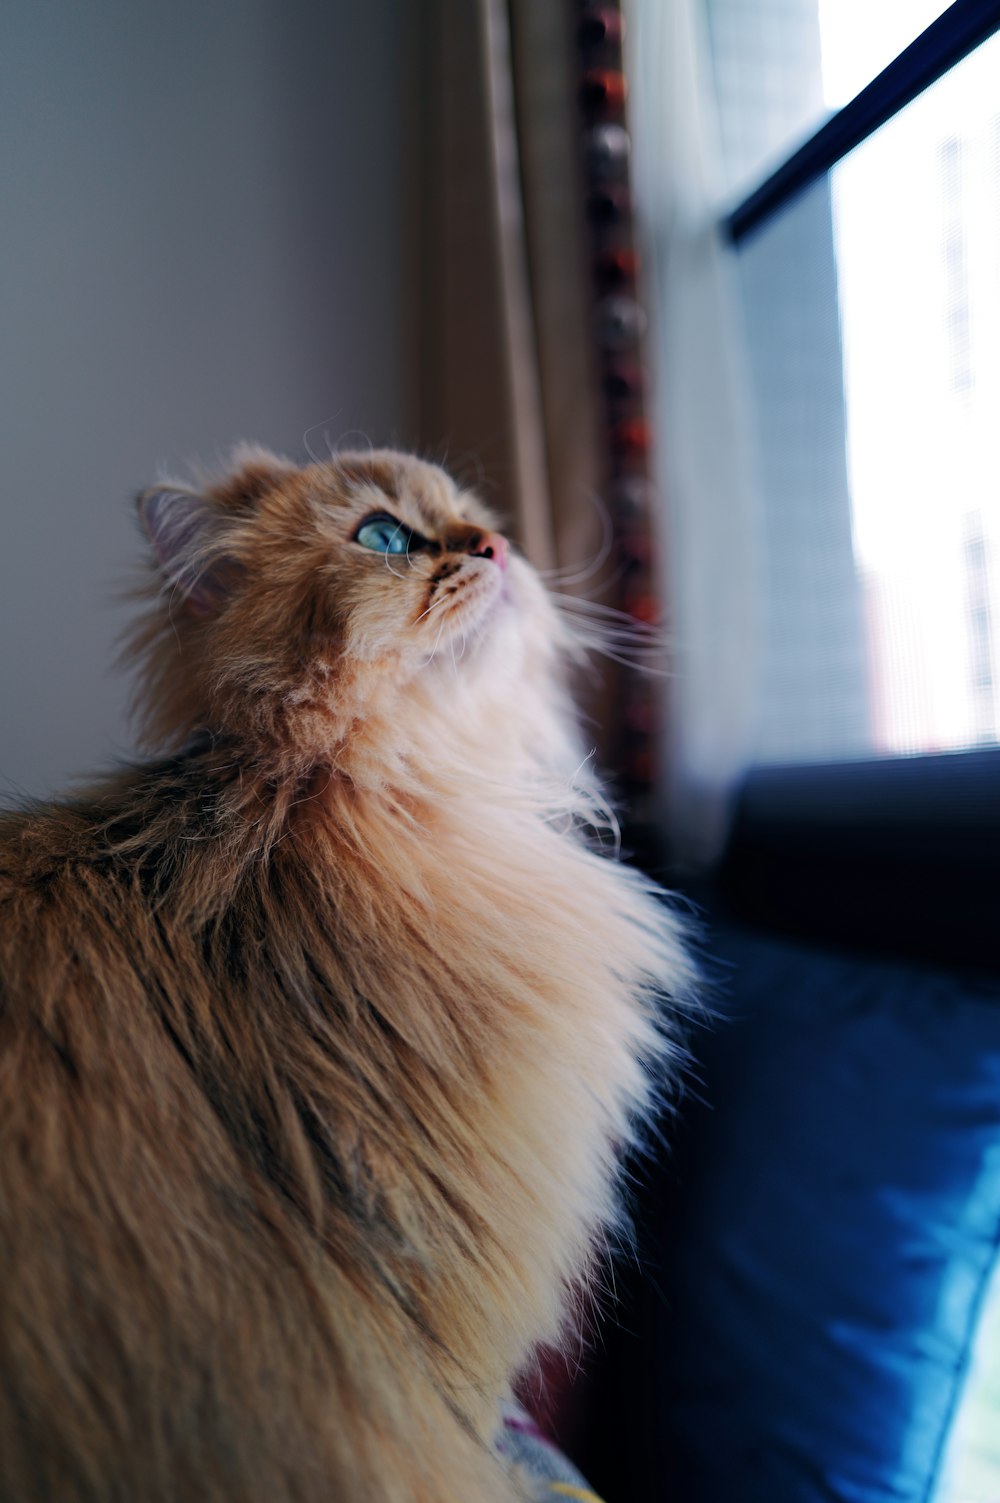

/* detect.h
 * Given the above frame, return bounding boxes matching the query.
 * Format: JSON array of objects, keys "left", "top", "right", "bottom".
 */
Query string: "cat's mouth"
[{"left": 415, "top": 558, "right": 509, "bottom": 651}]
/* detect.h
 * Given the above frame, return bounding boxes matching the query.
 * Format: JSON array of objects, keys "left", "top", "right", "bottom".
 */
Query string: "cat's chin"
[{"left": 418, "top": 564, "right": 514, "bottom": 666}]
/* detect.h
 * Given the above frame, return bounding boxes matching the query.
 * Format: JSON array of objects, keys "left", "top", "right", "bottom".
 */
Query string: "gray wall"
[{"left": 1, "top": 0, "right": 416, "bottom": 797}]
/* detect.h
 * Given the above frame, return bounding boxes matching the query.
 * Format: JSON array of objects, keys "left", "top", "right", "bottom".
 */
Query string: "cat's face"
[
  {"left": 136, "top": 448, "right": 565, "bottom": 752},
  {"left": 281, "top": 451, "right": 518, "bottom": 668}
]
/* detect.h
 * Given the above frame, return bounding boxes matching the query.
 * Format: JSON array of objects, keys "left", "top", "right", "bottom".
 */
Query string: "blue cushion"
[{"left": 654, "top": 927, "right": 1000, "bottom": 1502}]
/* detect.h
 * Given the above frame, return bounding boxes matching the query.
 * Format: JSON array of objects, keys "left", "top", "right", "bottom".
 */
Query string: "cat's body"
[{"left": 0, "top": 450, "right": 689, "bottom": 1502}]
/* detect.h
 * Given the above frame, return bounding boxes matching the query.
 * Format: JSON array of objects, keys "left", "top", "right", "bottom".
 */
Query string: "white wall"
[{"left": 0, "top": 0, "right": 415, "bottom": 796}]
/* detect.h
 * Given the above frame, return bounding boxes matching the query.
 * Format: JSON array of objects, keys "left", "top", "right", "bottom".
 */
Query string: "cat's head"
[{"left": 131, "top": 447, "right": 575, "bottom": 776}]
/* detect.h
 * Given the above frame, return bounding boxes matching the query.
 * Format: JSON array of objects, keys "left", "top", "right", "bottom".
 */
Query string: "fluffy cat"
[{"left": 0, "top": 448, "right": 690, "bottom": 1502}]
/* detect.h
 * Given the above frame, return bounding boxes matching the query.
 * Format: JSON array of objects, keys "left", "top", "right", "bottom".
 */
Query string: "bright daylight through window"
[
  {"left": 713, "top": 0, "right": 1000, "bottom": 764},
  {"left": 824, "top": 10, "right": 1000, "bottom": 756}
]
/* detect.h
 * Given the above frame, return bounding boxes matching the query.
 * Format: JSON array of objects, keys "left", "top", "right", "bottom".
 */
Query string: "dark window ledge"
[{"left": 718, "top": 750, "right": 1000, "bottom": 972}]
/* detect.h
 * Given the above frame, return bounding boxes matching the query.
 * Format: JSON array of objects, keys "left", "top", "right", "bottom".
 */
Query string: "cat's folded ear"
[
  {"left": 137, "top": 486, "right": 242, "bottom": 618},
  {"left": 138, "top": 449, "right": 296, "bottom": 617}
]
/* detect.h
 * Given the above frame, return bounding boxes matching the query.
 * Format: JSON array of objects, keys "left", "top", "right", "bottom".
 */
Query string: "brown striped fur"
[{"left": 0, "top": 450, "right": 690, "bottom": 1501}]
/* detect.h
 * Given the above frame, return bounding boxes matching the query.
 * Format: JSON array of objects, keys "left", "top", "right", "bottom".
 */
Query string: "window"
[{"left": 714, "top": 0, "right": 1000, "bottom": 763}]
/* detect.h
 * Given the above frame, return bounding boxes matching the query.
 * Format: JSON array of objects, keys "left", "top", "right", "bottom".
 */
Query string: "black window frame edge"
[
  {"left": 717, "top": 750, "right": 1000, "bottom": 971},
  {"left": 726, "top": 0, "right": 1000, "bottom": 245}
]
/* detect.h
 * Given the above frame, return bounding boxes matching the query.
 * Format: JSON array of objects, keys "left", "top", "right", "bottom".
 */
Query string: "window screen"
[{"left": 711, "top": 1, "right": 1000, "bottom": 765}]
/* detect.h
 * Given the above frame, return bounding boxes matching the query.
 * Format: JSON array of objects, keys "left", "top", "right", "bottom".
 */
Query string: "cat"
[{"left": 0, "top": 447, "right": 691, "bottom": 1502}]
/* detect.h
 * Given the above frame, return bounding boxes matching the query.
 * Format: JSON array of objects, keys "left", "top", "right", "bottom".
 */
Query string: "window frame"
[
  {"left": 713, "top": 0, "right": 1000, "bottom": 967},
  {"left": 726, "top": 0, "right": 1000, "bottom": 243}
]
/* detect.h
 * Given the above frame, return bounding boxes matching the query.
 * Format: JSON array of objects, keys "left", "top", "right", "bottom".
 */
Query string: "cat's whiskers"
[
  {"left": 429, "top": 606, "right": 451, "bottom": 661},
  {"left": 382, "top": 525, "right": 408, "bottom": 582},
  {"left": 541, "top": 559, "right": 631, "bottom": 608},
  {"left": 562, "top": 628, "right": 664, "bottom": 660},
  {"left": 164, "top": 581, "right": 186, "bottom": 654},
  {"left": 546, "top": 590, "right": 668, "bottom": 675},
  {"left": 301, "top": 415, "right": 348, "bottom": 465},
  {"left": 577, "top": 642, "right": 668, "bottom": 675},
  {"left": 414, "top": 590, "right": 452, "bottom": 626},
  {"left": 547, "top": 591, "right": 662, "bottom": 631},
  {"left": 552, "top": 610, "right": 661, "bottom": 642},
  {"left": 537, "top": 487, "right": 615, "bottom": 587}
]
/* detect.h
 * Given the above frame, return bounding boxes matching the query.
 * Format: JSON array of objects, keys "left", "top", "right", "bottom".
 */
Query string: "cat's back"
[
  {"left": 0, "top": 776, "right": 143, "bottom": 1018},
  {"left": 0, "top": 766, "right": 320, "bottom": 1503},
  {"left": 0, "top": 743, "right": 252, "bottom": 956},
  {"left": 0, "top": 753, "right": 198, "bottom": 900},
  {"left": 0, "top": 759, "right": 517, "bottom": 1503},
  {"left": 0, "top": 756, "right": 236, "bottom": 1259}
]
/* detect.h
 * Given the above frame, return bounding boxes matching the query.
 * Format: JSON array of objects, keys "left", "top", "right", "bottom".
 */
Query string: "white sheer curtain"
[{"left": 629, "top": 0, "right": 762, "bottom": 867}]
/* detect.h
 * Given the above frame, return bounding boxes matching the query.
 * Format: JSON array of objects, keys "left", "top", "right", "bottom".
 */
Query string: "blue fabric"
[{"left": 657, "top": 928, "right": 1000, "bottom": 1503}]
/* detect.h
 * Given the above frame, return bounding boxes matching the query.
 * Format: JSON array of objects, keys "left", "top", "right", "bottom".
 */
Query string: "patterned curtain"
[{"left": 414, "top": 0, "right": 662, "bottom": 840}]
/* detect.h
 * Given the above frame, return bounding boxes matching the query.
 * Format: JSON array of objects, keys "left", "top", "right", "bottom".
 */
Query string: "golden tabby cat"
[{"left": 0, "top": 449, "right": 690, "bottom": 1501}]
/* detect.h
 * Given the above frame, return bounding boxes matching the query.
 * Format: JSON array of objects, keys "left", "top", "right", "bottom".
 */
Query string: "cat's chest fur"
[
  {"left": 109, "top": 754, "right": 674, "bottom": 1432},
  {"left": 250, "top": 778, "right": 668, "bottom": 1370}
]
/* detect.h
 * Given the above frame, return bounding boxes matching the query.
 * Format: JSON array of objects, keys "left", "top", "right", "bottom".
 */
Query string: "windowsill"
[{"left": 717, "top": 747, "right": 1000, "bottom": 971}]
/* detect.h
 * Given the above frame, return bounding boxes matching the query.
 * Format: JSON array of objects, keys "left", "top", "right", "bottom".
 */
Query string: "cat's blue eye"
[{"left": 354, "top": 515, "right": 412, "bottom": 555}]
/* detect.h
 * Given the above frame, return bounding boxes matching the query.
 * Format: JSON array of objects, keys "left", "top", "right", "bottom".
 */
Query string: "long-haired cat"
[{"left": 0, "top": 448, "right": 690, "bottom": 1502}]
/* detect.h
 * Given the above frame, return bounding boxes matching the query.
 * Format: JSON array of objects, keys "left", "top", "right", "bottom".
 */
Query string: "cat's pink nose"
[{"left": 469, "top": 531, "right": 509, "bottom": 570}]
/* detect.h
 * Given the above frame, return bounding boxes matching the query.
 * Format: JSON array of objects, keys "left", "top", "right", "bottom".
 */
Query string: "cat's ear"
[{"left": 137, "top": 485, "right": 241, "bottom": 618}]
